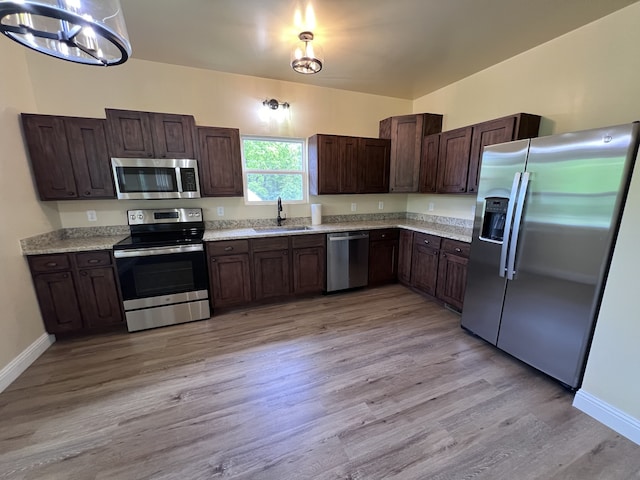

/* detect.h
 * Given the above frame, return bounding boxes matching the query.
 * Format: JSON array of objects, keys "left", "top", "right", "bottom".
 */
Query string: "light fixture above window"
[
  {"left": 263, "top": 98, "right": 290, "bottom": 110},
  {"left": 0, "top": 0, "right": 131, "bottom": 66},
  {"left": 291, "top": 31, "right": 323, "bottom": 74}
]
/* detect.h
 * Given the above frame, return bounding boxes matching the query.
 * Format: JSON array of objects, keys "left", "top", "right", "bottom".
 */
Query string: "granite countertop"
[{"left": 21, "top": 218, "right": 472, "bottom": 256}]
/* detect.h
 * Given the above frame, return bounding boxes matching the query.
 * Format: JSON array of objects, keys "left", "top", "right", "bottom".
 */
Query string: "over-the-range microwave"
[{"left": 111, "top": 158, "right": 201, "bottom": 200}]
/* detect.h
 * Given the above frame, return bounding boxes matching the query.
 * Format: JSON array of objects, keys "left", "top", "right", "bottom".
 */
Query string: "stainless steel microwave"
[{"left": 111, "top": 158, "right": 201, "bottom": 200}]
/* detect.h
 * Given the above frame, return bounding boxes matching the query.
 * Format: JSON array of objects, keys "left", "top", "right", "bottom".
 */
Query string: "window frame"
[{"left": 241, "top": 135, "right": 308, "bottom": 205}]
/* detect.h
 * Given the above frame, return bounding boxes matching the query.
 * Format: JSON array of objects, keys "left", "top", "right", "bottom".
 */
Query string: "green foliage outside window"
[{"left": 243, "top": 138, "right": 305, "bottom": 202}]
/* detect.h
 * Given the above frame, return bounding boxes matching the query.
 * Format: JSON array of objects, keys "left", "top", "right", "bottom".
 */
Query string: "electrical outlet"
[
  {"left": 351, "top": 203, "right": 357, "bottom": 212},
  {"left": 428, "top": 202, "right": 435, "bottom": 212},
  {"left": 86, "top": 210, "right": 97, "bottom": 222},
  {"left": 217, "top": 206, "right": 224, "bottom": 216},
  {"left": 378, "top": 201, "right": 384, "bottom": 210}
]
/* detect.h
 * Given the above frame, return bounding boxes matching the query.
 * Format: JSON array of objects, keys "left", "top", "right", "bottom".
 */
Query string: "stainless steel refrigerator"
[{"left": 461, "top": 122, "right": 639, "bottom": 389}]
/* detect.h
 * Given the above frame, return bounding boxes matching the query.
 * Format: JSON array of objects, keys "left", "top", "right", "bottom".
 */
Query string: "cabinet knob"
[
  {"left": 211, "top": 258, "right": 216, "bottom": 262},
  {"left": 442, "top": 253, "right": 447, "bottom": 258},
  {"left": 67, "top": 191, "right": 74, "bottom": 196},
  {"left": 224, "top": 246, "right": 233, "bottom": 251},
  {"left": 88, "top": 259, "right": 100, "bottom": 264},
  {"left": 459, "top": 187, "right": 465, "bottom": 191},
  {"left": 283, "top": 251, "right": 288, "bottom": 255},
  {"left": 81, "top": 271, "right": 88, "bottom": 276},
  {"left": 381, "top": 234, "right": 386, "bottom": 238},
  {"left": 62, "top": 273, "right": 69, "bottom": 278},
  {"left": 46, "top": 262, "right": 58, "bottom": 267},
  {"left": 470, "top": 188, "right": 475, "bottom": 192},
  {"left": 424, "top": 240, "right": 430, "bottom": 244},
  {"left": 85, "top": 191, "right": 91, "bottom": 196},
  {"left": 455, "top": 248, "right": 462, "bottom": 252}
]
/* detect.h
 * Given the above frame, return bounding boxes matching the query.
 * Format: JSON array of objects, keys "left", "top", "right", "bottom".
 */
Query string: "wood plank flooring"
[{"left": 1, "top": 285, "right": 639, "bottom": 479}]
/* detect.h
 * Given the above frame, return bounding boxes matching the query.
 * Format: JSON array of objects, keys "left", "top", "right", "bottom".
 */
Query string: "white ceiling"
[{"left": 120, "top": 0, "right": 638, "bottom": 100}]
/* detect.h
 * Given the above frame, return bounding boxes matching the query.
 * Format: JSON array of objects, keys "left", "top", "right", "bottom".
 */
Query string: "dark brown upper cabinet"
[
  {"left": 379, "top": 113, "right": 443, "bottom": 193},
  {"left": 21, "top": 114, "right": 115, "bottom": 200},
  {"left": 309, "top": 134, "right": 391, "bottom": 195},
  {"left": 419, "top": 133, "right": 440, "bottom": 193},
  {"left": 436, "top": 126, "right": 473, "bottom": 193},
  {"left": 197, "top": 126, "right": 243, "bottom": 197},
  {"left": 105, "top": 109, "right": 196, "bottom": 159}
]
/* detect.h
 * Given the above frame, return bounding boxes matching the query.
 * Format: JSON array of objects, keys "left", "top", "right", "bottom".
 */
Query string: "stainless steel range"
[{"left": 113, "top": 208, "right": 210, "bottom": 332}]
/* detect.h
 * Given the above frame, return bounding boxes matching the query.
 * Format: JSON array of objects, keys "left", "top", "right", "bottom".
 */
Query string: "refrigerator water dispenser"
[{"left": 481, "top": 197, "right": 508, "bottom": 242}]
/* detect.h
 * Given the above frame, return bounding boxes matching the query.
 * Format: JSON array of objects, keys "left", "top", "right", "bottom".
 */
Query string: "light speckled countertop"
[{"left": 21, "top": 219, "right": 471, "bottom": 256}]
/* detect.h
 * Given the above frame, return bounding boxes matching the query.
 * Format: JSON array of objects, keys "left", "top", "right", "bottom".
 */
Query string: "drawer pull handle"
[
  {"left": 81, "top": 271, "right": 88, "bottom": 276},
  {"left": 455, "top": 248, "right": 462, "bottom": 252},
  {"left": 46, "top": 262, "right": 58, "bottom": 267},
  {"left": 381, "top": 234, "right": 386, "bottom": 238},
  {"left": 424, "top": 240, "right": 430, "bottom": 244},
  {"left": 62, "top": 273, "right": 68, "bottom": 278},
  {"left": 88, "top": 259, "right": 100, "bottom": 264},
  {"left": 224, "top": 246, "right": 233, "bottom": 251}
]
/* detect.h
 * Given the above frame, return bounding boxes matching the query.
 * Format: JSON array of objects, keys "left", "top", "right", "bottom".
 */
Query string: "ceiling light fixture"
[
  {"left": 291, "top": 31, "right": 323, "bottom": 74},
  {"left": 263, "top": 98, "right": 290, "bottom": 110},
  {"left": 0, "top": 0, "right": 131, "bottom": 66}
]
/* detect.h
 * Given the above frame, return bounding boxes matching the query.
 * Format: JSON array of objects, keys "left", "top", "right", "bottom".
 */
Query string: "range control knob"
[{"left": 138, "top": 214, "right": 143, "bottom": 219}]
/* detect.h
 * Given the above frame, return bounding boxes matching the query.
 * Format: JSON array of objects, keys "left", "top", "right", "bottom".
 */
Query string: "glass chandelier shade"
[
  {"left": 0, "top": 0, "right": 131, "bottom": 66},
  {"left": 291, "top": 31, "right": 323, "bottom": 74}
]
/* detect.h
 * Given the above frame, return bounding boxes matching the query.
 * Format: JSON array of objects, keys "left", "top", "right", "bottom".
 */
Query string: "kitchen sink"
[{"left": 253, "top": 225, "right": 313, "bottom": 233}]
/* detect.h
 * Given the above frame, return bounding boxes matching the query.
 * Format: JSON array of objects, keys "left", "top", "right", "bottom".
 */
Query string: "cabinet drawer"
[
  {"left": 250, "top": 236, "right": 289, "bottom": 252},
  {"left": 369, "top": 228, "right": 399, "bottom": 242},
  {"left": 441, "top": 239, "right": 470, "bottom": 258},
  {"left": 207, "top": 240, "right": 249, "bottom": 256},
  {"left": 75, "top": 251, "right": 112, "bottom": 268},
  {"left": 291, "top": 234, "right": 325, "bottom": 249},
  {"left": 414, "top": 233, "right": 442, "bottom": 249},
  {"left": 29, "top": 254, "right": 71, "bottom": 273}
]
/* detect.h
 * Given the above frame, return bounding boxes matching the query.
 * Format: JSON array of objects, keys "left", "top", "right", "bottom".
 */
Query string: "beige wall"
[
  {"left": 0, "top": 41, "right": 60, "bottom": 369},
  {"left": 412, "top": 3, "right": 640, "bottom": 421}
]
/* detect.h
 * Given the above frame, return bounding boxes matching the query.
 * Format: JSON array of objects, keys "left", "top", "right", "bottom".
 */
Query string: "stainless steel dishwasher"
[{"left": 326, "top": 231, "right": 369, "bottom": 292}]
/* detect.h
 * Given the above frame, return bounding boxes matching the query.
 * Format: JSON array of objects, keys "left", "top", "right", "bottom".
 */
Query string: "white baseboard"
[
  {"left": 0, "top": 333, "right": 55, "bottom": 393},
  {"left": 574, "top": 389, "right": 640, "bottom": 445}
]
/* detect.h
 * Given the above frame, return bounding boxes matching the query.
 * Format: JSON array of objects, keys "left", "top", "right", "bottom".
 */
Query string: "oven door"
[{"left": 114, "top": 244, "right": 209, "bottom": 308}]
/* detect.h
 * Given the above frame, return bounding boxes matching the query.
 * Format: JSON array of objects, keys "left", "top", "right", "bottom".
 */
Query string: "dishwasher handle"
[{"left": 328, "top": 233, "right": 369, "bottom": 242}]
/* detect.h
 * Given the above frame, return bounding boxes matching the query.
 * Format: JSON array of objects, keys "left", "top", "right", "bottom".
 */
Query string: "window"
[{"left": 242, "top": 136, "right": 307, "bottom": 204}]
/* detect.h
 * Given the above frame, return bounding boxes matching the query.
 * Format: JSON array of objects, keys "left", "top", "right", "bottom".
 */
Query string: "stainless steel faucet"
[{"left": 276, "top": 196, "right": 284, "bottom": 226}]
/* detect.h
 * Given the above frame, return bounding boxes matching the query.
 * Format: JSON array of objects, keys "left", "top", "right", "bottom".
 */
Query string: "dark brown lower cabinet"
[
  {"left": 410, "top": 240, "right": 440, "bottom": 296},
  {"left": 397, "top": 230, "right": 414, "bottom": 285},
  {"left": 28, "top": 251, "right": 123, "bottom": 335},
  {"left": 207, "top": 239, "right": 252, "bottom": 308},
  {"left": 436, "top": 239, "right": 470, "bottom": 311},
  {"left": 292, "top": 235, "right": 326, "bottom": 294},
  {"left": 368, "top": 229, "right": 399, "bottom": 286}
]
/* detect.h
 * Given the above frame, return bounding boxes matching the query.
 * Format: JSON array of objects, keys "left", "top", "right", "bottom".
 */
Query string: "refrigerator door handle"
[
  {"left": 499, "top": 172, "right": 522, "bottom": 278},
  {"left": 507, "top": 171, "right": 530, "bottom": 280}
]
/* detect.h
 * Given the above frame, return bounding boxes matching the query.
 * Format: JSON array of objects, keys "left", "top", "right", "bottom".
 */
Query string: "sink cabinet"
[
  {"left": 28, "top": 251, "right": 123, "bottom": 334},
  {"left": 251, "top": 237, "right": 292, "bottom": 300},
  {"left": 105, "top": 108, "right": 197, "bottom": 159},
  {"left": 21, "top": 114, "right": 115, "bottom": 200}
]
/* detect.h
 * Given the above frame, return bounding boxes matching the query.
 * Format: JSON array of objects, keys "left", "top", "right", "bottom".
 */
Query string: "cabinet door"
[
  {"left": 368, "top": 239, "right": 398, "bottom": 286},
  {"left": 359, "top": 138, "right": 390, "bottom": 193},
  {"left": 419, "top": 133, "right": 440, "bottom": 193},
  {"left": 467, "top": 116, "right": 516, "bottom": 194},
  {"left": 437, "top": 126, "right": 473, "bottom": 193},
  {"left": 76, "top": 267, "right": 124, "bottom": 328},
  {"left": 21, "top": 114, "right": 78, "bottom": 200},
  {"left": 389, "top": 114, "right": 424, "bottom": 193},
  {"left": 436, "top": 252, "right": 469, "bottom": 311},
  {"left": 339, "top": 136, "right": 359, "bottom": 193},
  {"left": 65, "top": 118, "right": 115, "bottom": 199},
  {"left": 253, "top": 250, "right": 291, "bottom": 300},
  {"left": 397, "top": 230, "right": 414, "bottom": 285},
  {"left": 33, "top": 272, "right": 83, "bottom": 333},
  {"left": 209, "top": 253, "right": 252, "bottom": 307},
  {"left": 105, "top": 109, "right": 155, "bottom": 158},
  {"left": 292, "top": 246, "right": 325, "bottom": 294},
  {"left": 198, "top": 126, "right": 243, "bottom": 196},
  {"left": 151, "top": 113, "right": 196, "bottom": 159},
  {"left": 411, "top": 244, "right": 440, "bottom": 296},
  {"left": 309, "top": 135, "right": 340, "bottom": 194}
]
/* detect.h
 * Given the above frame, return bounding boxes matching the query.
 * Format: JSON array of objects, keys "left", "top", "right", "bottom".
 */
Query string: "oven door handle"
[{"left": 113, "top": 244, "right": 204, "bottom": 258}]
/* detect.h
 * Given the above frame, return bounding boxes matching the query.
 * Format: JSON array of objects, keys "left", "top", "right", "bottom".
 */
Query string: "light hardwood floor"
[{"left": 1, "top": 285, "right": 639, "bottom": 479}]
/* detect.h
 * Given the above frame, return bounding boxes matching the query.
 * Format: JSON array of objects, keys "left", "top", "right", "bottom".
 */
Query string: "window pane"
[
  {"left": 243, "top": 139, "right": 303, "bottom": 170},
  {"left": 246, "top": 173, "right": 303, "bottom": 201}
]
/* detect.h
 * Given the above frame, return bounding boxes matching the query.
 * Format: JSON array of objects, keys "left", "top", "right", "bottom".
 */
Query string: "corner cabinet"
[
  {"left": 197, "top": 126, "right": 243, "bottom": 196},
  {"left": 28, "top": 251, "right": 124, "bottom": 334},
  {"left": 105, "top": 108, "right": 197, "bottom": 159},
  {"left": 436, "top": 239, "right": 470, "bottom": 311},
  {"left": 308, "top": 134, "right": 390, "bottom": 194},
  {"left": 379, "top": 113, "right": 443, "bottom": 193},
  {"left": 368, "top": 229, "right": 399, "bottom": 286},
  {"left": 21, "top": 114, "right": 115, "bottom": 200},
  {"left": 410, "top": 233, "right": 441, "bottom": 296}
]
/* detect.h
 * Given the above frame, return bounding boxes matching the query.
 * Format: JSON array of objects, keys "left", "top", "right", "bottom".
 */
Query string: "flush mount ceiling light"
[
  {"left": 0, "top": 0, "right": 131, "bottom": 66},
  {"left": 291, "top": 31, "right": 323, "bottom": 74},
  {"left": 263, "top": 98, "right": 290, "bottom": 110}
]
